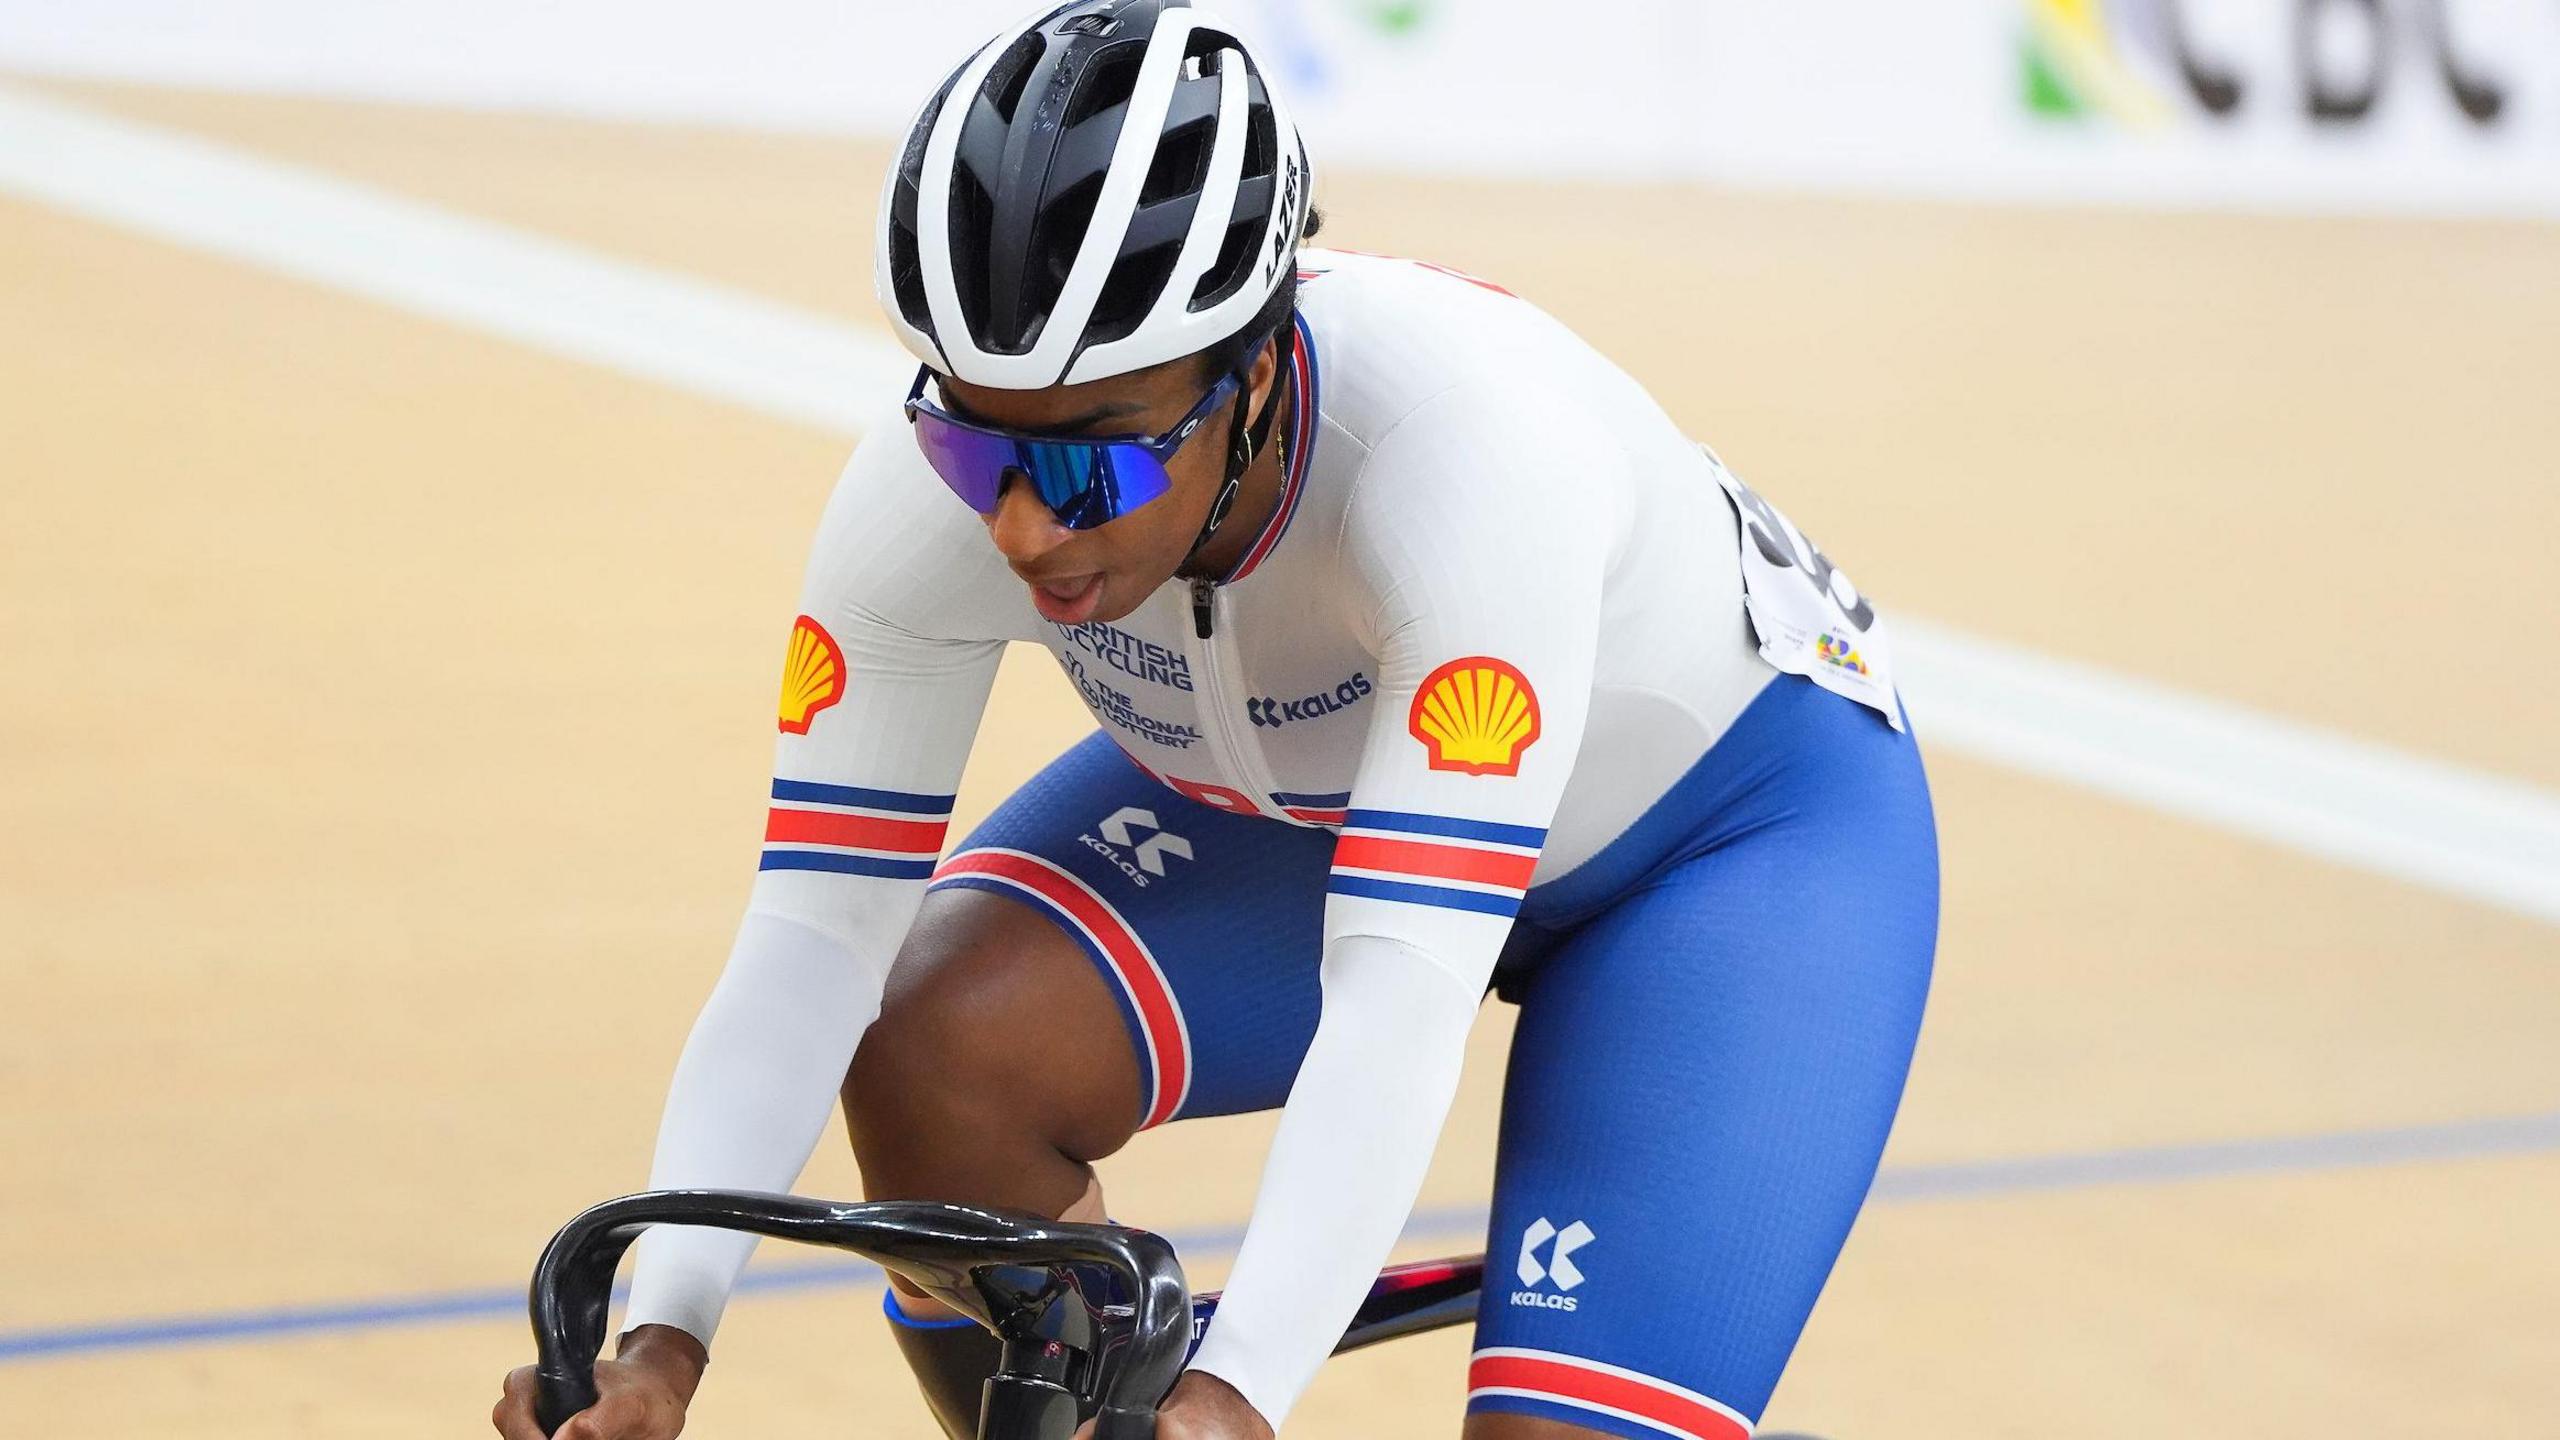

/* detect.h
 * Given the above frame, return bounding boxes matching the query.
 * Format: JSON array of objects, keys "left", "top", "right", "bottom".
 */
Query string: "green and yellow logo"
[{"left": 2020, "top": 0, "right": 2180, "bottom": 127}]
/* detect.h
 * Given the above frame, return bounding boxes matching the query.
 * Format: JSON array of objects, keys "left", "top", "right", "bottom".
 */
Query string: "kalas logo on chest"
[{"left": 1247, "top": 672, "right": 1373, "bottom": 729}]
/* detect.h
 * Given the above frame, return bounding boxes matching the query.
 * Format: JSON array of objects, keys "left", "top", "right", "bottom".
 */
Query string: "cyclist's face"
[{"left": 941, "top": 344, "right": 1278, "bottom": 627}]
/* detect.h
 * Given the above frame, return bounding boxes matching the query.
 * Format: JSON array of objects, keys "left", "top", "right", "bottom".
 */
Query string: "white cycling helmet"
[{"left": 877, "top": 0, "right": 1312, "bottom": 390}]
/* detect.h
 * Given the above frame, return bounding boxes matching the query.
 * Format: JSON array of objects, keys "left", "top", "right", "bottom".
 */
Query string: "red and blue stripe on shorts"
[
  {"left": 930, "top": 847, "right": 1194, "bottom": 1131},
  {"left": 1468, "top": 1348, "right": 1753, "bottom": 1440}
]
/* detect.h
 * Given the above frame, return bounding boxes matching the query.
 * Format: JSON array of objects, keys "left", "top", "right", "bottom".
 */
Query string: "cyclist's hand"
[
  {"left": 491, "top": 1325, "right": 706, "bottom": 1440},
  {"left": 1077, "top": 1370, "right": 1273, "bottom": 1440}
]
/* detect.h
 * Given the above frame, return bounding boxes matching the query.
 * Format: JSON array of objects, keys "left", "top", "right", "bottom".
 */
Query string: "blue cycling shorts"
[{"left": 928, "top": 674, "right": 1938, "bottom": 1437}]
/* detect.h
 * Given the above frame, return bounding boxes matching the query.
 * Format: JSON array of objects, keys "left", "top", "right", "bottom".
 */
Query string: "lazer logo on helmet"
[
  {"left": 1247, "top": 672, "right": 1371, "bottom": 729},
  {"left": 1264, "top": 150, "right": 1304, "bottom": 288}
]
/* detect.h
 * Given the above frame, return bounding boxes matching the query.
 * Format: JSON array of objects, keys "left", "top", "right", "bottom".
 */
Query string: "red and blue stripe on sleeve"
[
  {"left": 759, "top": 779, "right": 955, "bottom": 881},
  {"left": 1272, "top": 789, "right": 1351, "bottom": 827},
  {"left": 1326, "top": 809, "right": 1546, "bottom": 918}
]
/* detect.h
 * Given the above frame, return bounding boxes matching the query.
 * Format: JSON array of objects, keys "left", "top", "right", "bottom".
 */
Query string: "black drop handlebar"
[
  {"left": 528, "top": 1190, "right": 1190, "bottom": 1440},
  {"left": 527, "top": 1188, "right": 1487, "bottom": 1439}
]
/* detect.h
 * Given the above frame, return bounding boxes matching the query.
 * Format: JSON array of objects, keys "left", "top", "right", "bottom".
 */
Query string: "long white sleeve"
[
  {"left": 620, "top": 912, "right": 892, "bottom": 1343},
  {"left": 1185, "top": 936, "right": 1482, "bottom": 1430},
  {"left": 617, "top": 428, "right": 1015, "bottom": 1345},
  {"left": 1187, "top": 377, "right": 1606, "bottom": 1429}
]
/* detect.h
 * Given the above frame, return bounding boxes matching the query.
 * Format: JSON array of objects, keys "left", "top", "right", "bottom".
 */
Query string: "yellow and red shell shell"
[
  {"left": 778, "top": 615, "right": 848, "bottom": 734},
  {"left": 1407, "top": 656, "right": 1542, "bottom": 776}
]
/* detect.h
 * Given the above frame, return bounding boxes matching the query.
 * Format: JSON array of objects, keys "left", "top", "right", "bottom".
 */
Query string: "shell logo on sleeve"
[
  {"left": 1408, "top": 657, "right": 1542, "bottom": 777},
  {"left": 778, "top": 615, "right": 848, "bottom": 734}
]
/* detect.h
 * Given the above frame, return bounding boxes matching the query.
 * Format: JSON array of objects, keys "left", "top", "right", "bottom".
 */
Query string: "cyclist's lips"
[{"left": 1025, "top": 571, "right": 1105, "bottom": 625}]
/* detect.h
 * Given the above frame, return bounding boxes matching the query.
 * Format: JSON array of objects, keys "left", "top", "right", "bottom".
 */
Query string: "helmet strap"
[{"left": 1180, "top": 334, "right": 1290, "bottom": 578}]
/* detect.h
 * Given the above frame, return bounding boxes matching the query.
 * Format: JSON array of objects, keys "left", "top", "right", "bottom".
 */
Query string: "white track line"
[
  {"left": 7, "top": 82, "right": 2558, "bottom": 926},
  {"left": 0, "top": 82, "right": 908, "bottom": 431},
  {"left": 1897, "top": 622, "right": 2560, "bottom": 925}
]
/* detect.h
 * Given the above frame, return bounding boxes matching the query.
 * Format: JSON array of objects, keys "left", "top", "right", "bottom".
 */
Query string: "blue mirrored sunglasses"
[{"left": 904, "top": 366, "right": 1241, "bottom": 531}]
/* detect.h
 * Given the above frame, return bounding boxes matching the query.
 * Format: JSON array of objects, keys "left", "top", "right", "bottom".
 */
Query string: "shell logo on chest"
[
  {"left": 1408, "top": 656, "right": 1542, "bottom": 777},
  {"left": 778, "top": 615, "right": 848, "bottom": 735}
]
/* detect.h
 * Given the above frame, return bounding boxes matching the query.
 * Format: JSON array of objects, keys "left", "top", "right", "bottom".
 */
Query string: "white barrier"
[
  {"left": 1687, "top": 1, "right": 2560, "bottom": 217},
  {"left": 5, "top": 0, "right": 2556, "bottom": 216}
]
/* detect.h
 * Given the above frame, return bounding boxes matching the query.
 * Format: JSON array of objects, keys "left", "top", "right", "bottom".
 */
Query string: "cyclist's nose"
[{"left": 985, "top": 474, "right": 1073, "bottom": 562}]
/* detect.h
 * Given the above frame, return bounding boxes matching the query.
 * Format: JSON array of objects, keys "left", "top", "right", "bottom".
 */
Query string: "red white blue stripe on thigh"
[
  {"left": 1468, "top": 1348, "right": 1753, "bottom": 1440},
  {"left": 931, "top": 847, "right": 1194, "bottom": 1130}
]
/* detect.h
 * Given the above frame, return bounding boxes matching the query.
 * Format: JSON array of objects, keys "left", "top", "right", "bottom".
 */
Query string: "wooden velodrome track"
[{"left": 3, "top": 77, "right": 2556, "bottom": 1438}]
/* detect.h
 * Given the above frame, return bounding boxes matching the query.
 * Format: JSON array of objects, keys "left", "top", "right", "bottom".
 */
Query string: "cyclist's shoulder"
[
  {"left": 1300, "top": 249, "right": 1658, "bottom": 459},
  {"left": 1301, "top": 263, "right": 1676, "bottom": 544},
  {"left": 1301, "top": 251, "right": 1572, "bottom": 438},
  {"left": 801, "top": 402, "right": 1025, "bottom": 641}
]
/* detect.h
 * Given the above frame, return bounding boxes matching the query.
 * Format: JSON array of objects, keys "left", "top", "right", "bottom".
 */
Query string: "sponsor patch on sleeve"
[
  {"left": 1408, "top": 657, "right": 1542, "bottom": 776},
  {"left": 778, "top": 614, "right": 847, "bottom": 734}
]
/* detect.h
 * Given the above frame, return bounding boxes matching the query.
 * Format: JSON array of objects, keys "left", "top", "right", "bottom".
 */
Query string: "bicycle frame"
[{"left": 525, "top": 1188, "right": 1484, "bottom": 1440}]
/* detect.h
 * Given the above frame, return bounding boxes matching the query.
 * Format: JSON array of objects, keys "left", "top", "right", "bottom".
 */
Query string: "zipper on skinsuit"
[{"left": 1183, "top": 578, "right": 1288, "bottom": 815}]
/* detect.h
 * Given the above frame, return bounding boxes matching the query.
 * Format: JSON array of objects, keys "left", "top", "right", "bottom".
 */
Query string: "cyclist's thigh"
[
  {"left": 1469, "top": 686, "right": 1938, "bottom": 1440},
  {"left": 930, "top": 730, "right": 1336, "bottom": 1129}
]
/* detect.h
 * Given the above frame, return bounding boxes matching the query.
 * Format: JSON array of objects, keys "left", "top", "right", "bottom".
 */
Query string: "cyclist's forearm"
[
  {"left": 615, "top": 1324, "right": 711, "bottom": 1401},
  {"left": 622, "top": 911, "right": 892, "bottom": 1346},
  {"left": 1187, "top": 935, "right": 1479, "bottom": 1432}
]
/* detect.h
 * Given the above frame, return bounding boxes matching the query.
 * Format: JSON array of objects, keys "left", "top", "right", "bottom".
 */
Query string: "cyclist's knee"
[{"left": 844, "top": 887, "right": 1141, "bottom": 1192}]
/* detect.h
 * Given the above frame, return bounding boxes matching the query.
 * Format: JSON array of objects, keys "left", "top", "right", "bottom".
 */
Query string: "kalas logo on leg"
[
  {"left": 1509, "top": 1217, "right": 1593, "bottom": 1313},
  {"left": 1078, "top": 807, "right": 1194, "bottom": 888}
]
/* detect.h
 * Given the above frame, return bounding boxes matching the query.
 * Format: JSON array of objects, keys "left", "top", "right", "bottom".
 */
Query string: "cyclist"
[{"left": 494, "top": 2, "right": 1936, "bottom": 1437}]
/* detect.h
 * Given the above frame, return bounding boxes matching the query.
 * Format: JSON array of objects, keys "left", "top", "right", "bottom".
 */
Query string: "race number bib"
[{"left": 1706, "top": 449, "right": 1904, "bottom": 732}]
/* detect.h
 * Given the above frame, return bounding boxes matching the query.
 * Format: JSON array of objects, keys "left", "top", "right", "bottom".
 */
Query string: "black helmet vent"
[
  {"left": 945, "top": 165, "right": 1002, "bottom": 345},
  {"left": 1066, "top": 39, "right": 1148, "bottom": 128},
  {"left": 1140, "top": 113, "right": 1213, "bottom": 205},
  {"left": 983, "top": 31, "right": 1047, "bottom": 125},
  {"left": 1187, "top": 214, "right": 1258, "bottom": 311},
  {"left": 1087, "top": 246, "right": 1180, "bottom": 348}
]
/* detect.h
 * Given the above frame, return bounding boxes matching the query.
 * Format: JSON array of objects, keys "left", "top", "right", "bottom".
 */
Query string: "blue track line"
[
  {"left": 6, "top": 1112, "right": 2555, "bottom": 1364},
  {"left": 0, "top": 1207, "right": 1491, "bottom": 1363}
]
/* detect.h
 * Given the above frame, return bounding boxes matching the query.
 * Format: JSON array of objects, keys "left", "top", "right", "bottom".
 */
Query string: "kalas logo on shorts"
[
  {"left": 1078, "top": 807, "right": 1193, "bottom": 889},
  {"left": 2022, "top": 0, "right": 2511, "bottom": 130},
  {"left": 1247, "top": 672, "right": 1373, "bottom": 729},
  {"left": 1509, "top": 1217, "right": 1593, "bottom": 1313}
]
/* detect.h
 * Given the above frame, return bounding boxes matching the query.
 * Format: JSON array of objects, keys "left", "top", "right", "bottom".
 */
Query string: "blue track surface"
[{"left": 5, "top": 1112, "right": 2554, "bottom": 1364}]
